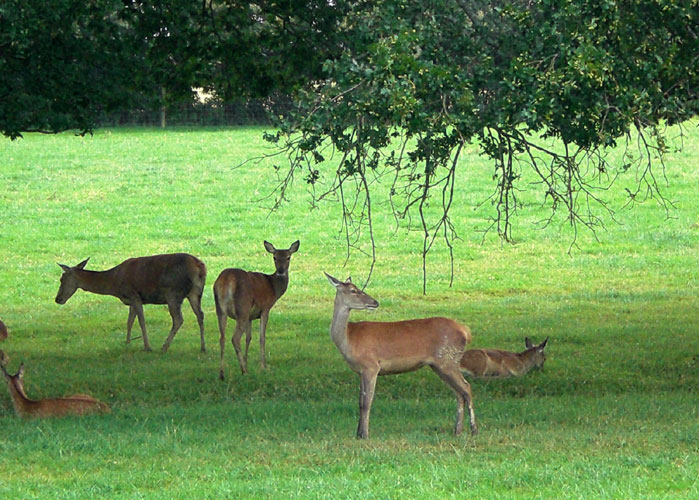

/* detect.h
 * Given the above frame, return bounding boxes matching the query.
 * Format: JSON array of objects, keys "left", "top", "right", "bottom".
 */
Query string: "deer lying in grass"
[
  {"left": 460, "top": 337, "right": 549, "bottom": 378},
  {"left": 325, "top": 273, "right": 477, "bottom": 438},
  {"left": 214, "top": 240, "right": 299, "bottom": 379},
  {"left": 55, "top": 254, "right": 206, "bottom": 353},
  {"left": 1, "top": 363, "right": 111, "bottom": 418}
]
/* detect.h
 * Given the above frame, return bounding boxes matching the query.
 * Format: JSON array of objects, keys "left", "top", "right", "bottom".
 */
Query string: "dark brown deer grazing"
[
  {"left": 55, "top": 254, "right": 206, "bottom": 353},
  {"left": 460, "top": 337, "right": 549, "bottom": 378},
  {"left": 214, "top": 240, "right": 299, "bottom": 379},
  {"left": 325, "top": 273, "right": 477, "bottom": 439},
  {"left": 1, "top": 363, "right": 111, "bottom": 418}
]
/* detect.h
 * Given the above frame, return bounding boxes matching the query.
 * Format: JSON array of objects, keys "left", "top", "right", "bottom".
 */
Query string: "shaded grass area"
[{"left": 0, "top": 125, "right": 697, "bottom": 498}]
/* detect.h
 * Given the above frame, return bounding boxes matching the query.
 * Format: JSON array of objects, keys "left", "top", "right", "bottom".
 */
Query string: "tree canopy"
[{"left": 267, "top": 0, "right": 698, "bottom": 287}]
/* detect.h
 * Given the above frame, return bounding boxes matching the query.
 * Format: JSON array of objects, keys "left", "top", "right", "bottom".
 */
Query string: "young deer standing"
[
  {"left": 460, "top": 337, "right": 549, "bottom": 378},
  {"left": 325, "top": 273, "right": 477, "bottom": 438},
  {"left": 1, "top": 363, "right": 111, "bottom": 418},
  {"left": 214, "top": 240, "right": 300, "bottom": 379},
  {"left": 55, "top": 254, "right": 207, "bottom": 353}
]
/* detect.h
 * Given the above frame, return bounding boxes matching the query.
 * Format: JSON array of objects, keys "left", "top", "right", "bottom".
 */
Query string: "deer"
[
  {"left": 214, "top": 240, "right": 299, "bottom": 380},
  {"left": 325, "top": 273, "right": 478, "bottom": 439},
  {"left": 55, "top": 253, "right": 206, "bottom": 353},
  {"left": 1, "top": 363, "right": 111, "bottom": 418},
  {"left": 460, "top": 337, "right": 549, "bottom": 378}
]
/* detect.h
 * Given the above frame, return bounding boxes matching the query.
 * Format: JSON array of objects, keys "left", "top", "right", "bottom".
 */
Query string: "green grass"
[{"left": 0, "top": 125, "right": 697, "bottom": 499}]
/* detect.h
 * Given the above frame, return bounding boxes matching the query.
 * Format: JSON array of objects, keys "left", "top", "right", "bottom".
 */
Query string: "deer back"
[
  {"left": 31, "top": 396, "right": 111, "bottom": 418},
  {"left": 113, "top": 253, "right": 206, "bottom": 304},
  {"left": 346, "top": 317, "right": 471, "bottom": 373},
  {"left": 214, "top": 268, "right": 286, "bottom": 318}
]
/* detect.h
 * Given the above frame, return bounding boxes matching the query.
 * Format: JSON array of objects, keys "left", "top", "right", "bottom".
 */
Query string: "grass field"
[{"left": 0, "top": 124, "right": 697, "bottom": 499}]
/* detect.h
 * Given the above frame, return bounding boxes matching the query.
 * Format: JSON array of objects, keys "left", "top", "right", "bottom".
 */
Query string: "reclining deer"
[
  {"left": 55, "top": 254, "right": 206, "bottom": 352},
  {"left": 460, "top": 337, "right": 549, "bottom": 378},
  {"left": 1, "top": 363, "right": 111, "bottom": 418},
  {"left": 325, "top": 273, "right": 477, "bottom": 438},
  {"left": 214, "top": 240, "right": 299, "bottom": 379}
]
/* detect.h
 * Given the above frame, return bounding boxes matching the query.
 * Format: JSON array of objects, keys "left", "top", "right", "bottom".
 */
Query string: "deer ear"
[
  {"left": 58, "top": 263, "right": 71, "bottom": 273},
  {"left": 346, "top": 276, "right": 352, "bottom": 284},
  {"left": 17, "top": 363, "right": 24, "bottom": 378},
  {"left": 289, "top": 240, "right": 300, "bottom": 253},
  {"left": 525, "top": 337, "right": 533, "bottom": 349},
  {"left": 539, "top": 337, "right": 549, "bottom": 349},
  {"left": 325, "top": 272, "right": 342, "bottom": 287},
  {"left": 76, "top": 258, "right": 90, "bottom": 270},
  {"left": 264, "top": 241, "right": 276, "bottom": 253}
]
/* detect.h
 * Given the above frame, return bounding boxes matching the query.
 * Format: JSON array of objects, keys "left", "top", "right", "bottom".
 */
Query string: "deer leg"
[
  {"left": 232, "top": 319, "right": 249, "bottom": 375},
  {"left": 243, "top": 320, "right": 252, "bottom": 372},
  {"left": 187, "top": 291, "right": 206, "bottom": 352},
  {"left": 357, "top": 367, "right": 379, "bottom": 439},
  {"left": 161, "top": 298, "right": 184, "bottom": 353},
  {"left": 431, "top": 364, "right": 478, "bottom": 436},
  {"left": 216, "top": 311, "right": 228, "bottom": 381},
  {"left": 126, "top": 306, "right": 136, "bottom": 344},
  {"left": 132, "top": 302, "right": 151, "bottom": 352},
  {"left": 259, "top": 310, "right": 269, "bottom": 370}
]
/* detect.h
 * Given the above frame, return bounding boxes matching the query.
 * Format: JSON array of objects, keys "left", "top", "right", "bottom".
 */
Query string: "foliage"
[
  {"left": 269, "top": 0, "right": 699, "bottom": 289},
  {"left": 0, "top": 0, "right": 140, "bottom": 139},
  {"left": 1, "top": 1, "right": 346, "bottom": 138}
]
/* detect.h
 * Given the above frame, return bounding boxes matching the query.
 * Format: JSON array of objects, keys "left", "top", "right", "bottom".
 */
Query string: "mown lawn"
[{"left": 0, "top": 125, "right": 696, "bottom": 499}]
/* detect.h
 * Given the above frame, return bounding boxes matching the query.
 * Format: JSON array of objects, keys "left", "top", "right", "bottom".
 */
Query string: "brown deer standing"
[
  {"left": 55, "top": 254, "right": 206, "bottom": 353},
  {"left": 1, "top": 363, "right": 111, "bottom": 418},
  {"left": 460, "top": 337, "right": 549, "bottom": 378},
  {"left": 214, "top": 240, "right": 300, "bottom": 379},
  {"left": 325, "top": 273, "right": 477, "bottom": 439}
]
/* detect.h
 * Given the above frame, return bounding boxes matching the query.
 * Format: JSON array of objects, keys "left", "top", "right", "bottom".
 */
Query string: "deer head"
[
  {"left": 524, "top": 337, "right": 549, "bottom": 371},
  {"left": 55, "top": 258, "right": 90, "bottom": 304},
  {"left": 325, "top": 273, "right": 379, "bottom": 310},
  {"left": 264, "top": 240, "right": 300, "bottom": 275}
]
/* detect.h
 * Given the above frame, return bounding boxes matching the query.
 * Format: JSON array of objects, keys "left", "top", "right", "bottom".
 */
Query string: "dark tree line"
[{"left": 1, "top": 0, "right": 345, "bottom": 139}]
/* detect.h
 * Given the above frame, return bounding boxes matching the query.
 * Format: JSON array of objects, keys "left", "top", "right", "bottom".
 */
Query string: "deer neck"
[
  {"left": 268, "top": 271, "right": 289, "bottom": 300},
  {"left": 76, "top": 268, "right": 120, "bottom": 297},
  {"left": 329, "top": 296, "right": 352, "bottom": 355},
  {"left": 5, "top": 378, "right": 34, "bottom": 416}
]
